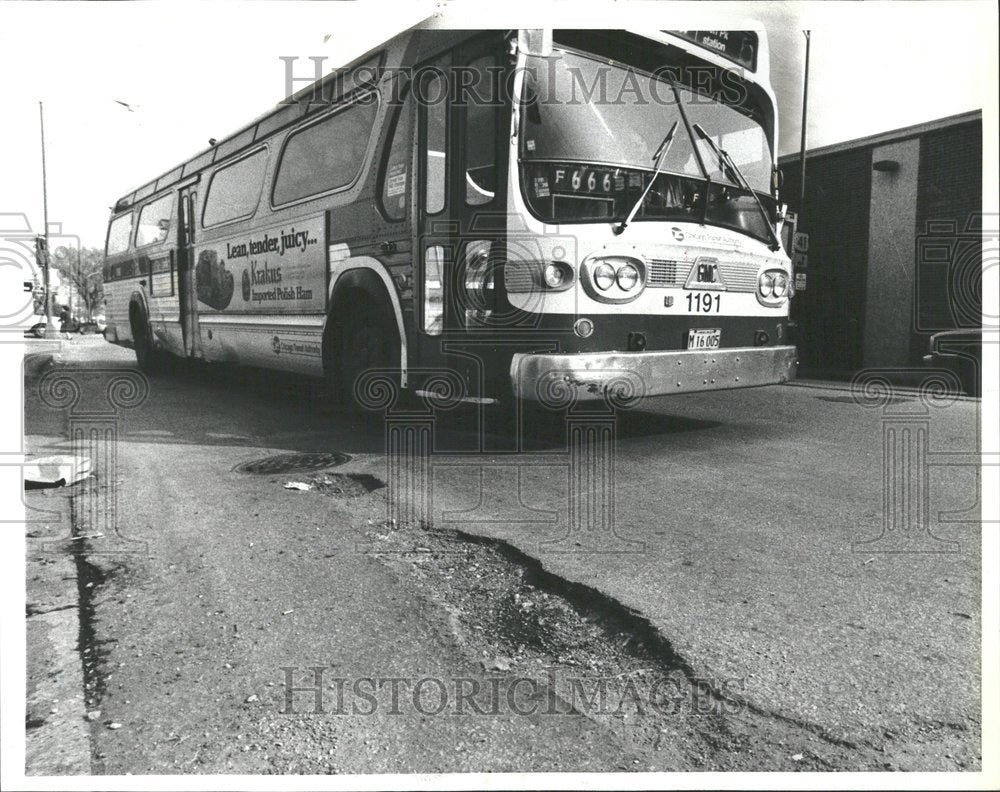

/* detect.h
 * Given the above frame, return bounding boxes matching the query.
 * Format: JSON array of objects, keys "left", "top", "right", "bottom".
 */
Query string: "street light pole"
[
  {"left": 798, "top": 31, "right": 811, "bottom": 232},
  {"left": 39, "top": 100, "right": 57, "bottom": 337}
]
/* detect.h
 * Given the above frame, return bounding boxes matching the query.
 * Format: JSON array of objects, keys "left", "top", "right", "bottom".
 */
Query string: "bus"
[{"left": 102, "top": 27, "right": 796, "bottom": 410}]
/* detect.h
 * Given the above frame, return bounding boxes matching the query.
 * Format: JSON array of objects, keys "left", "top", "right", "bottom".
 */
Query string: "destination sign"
[{"left": 671, "top": 31, "right": 759, "bottom": 71}]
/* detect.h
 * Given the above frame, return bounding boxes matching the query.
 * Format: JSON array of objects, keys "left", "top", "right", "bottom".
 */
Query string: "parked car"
[
  {"left": 78, "top": 316, "right": 107, "bottom": 334},
  {"left": 923, "top": 329, "right": 982, "bottom": 397},
  {"left": 26, "top": 316, "right": 47, "bottom": 338}
]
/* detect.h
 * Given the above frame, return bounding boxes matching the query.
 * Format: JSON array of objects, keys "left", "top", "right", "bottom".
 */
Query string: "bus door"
[
  {"left": 415, "top": 40, "right": 507, "bottom": 395},
  {"left": 176, "top": 183, "right": 201, "bottom": 358}
]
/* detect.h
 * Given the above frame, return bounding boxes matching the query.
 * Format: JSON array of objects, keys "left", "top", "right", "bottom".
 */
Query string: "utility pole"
[
  {"left": 39, "top": 101, "right": 57, "bottom": 338},
  {"left": 798, "top": 31, "right": 811, "bottom": 231}
]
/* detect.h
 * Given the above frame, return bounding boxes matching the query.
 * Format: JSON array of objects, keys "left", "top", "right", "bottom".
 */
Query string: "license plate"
[{"left": 687, "top": 328, "right": 721, "bottom": 349}]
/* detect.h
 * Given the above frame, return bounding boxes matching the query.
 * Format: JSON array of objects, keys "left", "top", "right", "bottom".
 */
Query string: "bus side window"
[
  {"left": 135, "top": 193, "right": 175, "bottom": 247},
  {"left": 424, "top": 71, "right": 447, "bottom": 215},
  {"left": 463, "top": 55, "right": 497, "bottom": 206},
  {"left": 202, "top": 148, "right": 268, "bottom": 227},
  {"left": 106, "top": 212, "right": 133, "bottom": 256},
  {"left": 379, "top": 84, "right": 414, "bottom": 221},
  {"left": 272, "top": 100, "right": 379, "bottom": 207}
]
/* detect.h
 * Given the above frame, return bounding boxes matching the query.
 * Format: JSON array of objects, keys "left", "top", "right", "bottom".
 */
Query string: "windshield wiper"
[
  {"left": 613, "top": 120, "right": 678, "bottom": 236},
  {"left": 692, "top": 123, "right": 782, "bottom": 251}
]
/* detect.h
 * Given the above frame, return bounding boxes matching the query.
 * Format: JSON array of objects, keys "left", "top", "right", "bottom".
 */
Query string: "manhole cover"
[{"left": 233, "top": 452, "right": 350, "bottom": 475}]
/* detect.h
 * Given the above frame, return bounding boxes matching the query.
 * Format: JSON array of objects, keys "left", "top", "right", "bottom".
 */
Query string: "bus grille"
[
  {"left": 646, "top": 258, "right": 760, "bottom": 292},
  {"left": 717, "top": 261, "right": 761, "bottom": 292},
  {"left": 646, "top": 259, "right": 686, "bottom": 287},
  {"left": 504, "top": 261, "right": 537, "bottom": 293}
]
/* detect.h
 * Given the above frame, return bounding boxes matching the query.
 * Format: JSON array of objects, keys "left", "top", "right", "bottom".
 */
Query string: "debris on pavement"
[
  {"left": 482, "top": 656, "right": 515, "bottom": 672},
  {"left": 24, "top": 455, "right": 92, "bottom": 488},
  {"left": 282, "top": 472, "right": 385, "bottom": 497}
]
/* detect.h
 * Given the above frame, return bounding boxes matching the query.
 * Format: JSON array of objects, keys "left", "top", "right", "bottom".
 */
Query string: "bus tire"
[
  {"left": 325, "top": 289, "right": 399, "bottom": 411},
  {"left": 129, "top": 302, "right": 160, "bottom": 374}
]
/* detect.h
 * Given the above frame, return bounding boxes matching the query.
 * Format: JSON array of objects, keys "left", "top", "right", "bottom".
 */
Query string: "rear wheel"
[{"left": 130, "top": 304, "right": 160, "bottom": 374}]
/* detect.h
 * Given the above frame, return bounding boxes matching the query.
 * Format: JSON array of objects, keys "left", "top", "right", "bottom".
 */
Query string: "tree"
[{"left": 51, "top": 245, "right": 105, "bottom": 319}]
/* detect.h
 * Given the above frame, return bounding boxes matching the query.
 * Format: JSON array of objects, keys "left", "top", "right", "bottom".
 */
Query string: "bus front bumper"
[{"left": 510, "top": 345, "right": 798, "bottom": 402}]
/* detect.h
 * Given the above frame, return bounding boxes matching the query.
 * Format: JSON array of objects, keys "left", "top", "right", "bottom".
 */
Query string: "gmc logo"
[{"left": 696, "top": 262, "right": 720, "bottom": 283}]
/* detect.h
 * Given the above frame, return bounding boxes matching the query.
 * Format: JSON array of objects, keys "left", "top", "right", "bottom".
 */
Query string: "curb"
[{"left": 26, "top": 490, "right": 93, "bottom": 775}]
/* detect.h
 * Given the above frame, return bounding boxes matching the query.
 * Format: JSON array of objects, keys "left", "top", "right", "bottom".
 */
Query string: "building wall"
[
  {"left": 779, "top": 113, "right": 982, "bottom": 377},
  {"left": 865, "top": 139, "right": 920, "bottom": 368},
  {"left": 912, "top": 120, "right": 984, "bottom": 362}
]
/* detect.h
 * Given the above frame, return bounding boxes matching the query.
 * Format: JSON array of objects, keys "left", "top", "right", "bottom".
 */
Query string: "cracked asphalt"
[{"left": 23, "top": 336, "right": 982, "bottom": 773}]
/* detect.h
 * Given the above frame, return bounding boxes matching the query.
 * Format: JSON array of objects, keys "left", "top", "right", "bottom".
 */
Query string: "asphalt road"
[{"left": 24, "top": 336, "right": 982, "bottom": 773}]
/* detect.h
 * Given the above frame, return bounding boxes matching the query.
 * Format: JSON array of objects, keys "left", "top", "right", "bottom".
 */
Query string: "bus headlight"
[
  {"left": 772, "top": 272, "right": 788, "bottom": 298},
  {"left": 616, "top": 263, "right": 640, "bottom": 291},
  {"left": 582, "top": 255, "right": 646, "bottom": 303},
  {"left": 543, "top": 262, "right": 570, "bottom": 289},
  {"left": 593, "top": 262, "right": 616, "bottom": 291},
  {"left": 757, "top": 269, "right": 790, "bottom": 307}
]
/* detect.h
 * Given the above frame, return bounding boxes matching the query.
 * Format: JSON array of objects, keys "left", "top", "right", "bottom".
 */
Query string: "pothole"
[
  {"left": 233, "top": 452, "right": 351, "bottom": 475},
  {"left": 302, "top": 473, "right": 384, "bottom": 496},
  {"left": 363, "top": 519, "right": 876, "bottom": 771}
]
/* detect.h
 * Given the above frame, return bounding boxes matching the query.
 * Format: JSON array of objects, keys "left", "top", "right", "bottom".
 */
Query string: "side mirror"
[{"left": 517, "top": 29, "right": 553, "bottom": 58}]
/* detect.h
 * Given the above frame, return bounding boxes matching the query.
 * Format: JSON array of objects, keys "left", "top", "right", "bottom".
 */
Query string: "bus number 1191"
[{"left": 686, "top": 292, "right": 721, "bottom": 313}]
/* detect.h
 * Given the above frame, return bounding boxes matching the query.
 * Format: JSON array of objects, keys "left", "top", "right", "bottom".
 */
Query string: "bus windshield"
[{"left": 519, "top": 49, "right": 776, "bottom": 242}]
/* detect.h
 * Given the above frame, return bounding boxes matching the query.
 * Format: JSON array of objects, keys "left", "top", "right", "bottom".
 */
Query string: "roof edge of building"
[{"left": 779, "top": 109, "right": 982, "bottom": 164}]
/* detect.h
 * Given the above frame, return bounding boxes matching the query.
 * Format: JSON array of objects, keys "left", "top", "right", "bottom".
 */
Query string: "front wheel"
[{"left": 328, "top": 292, "right": 399, "bottom": 411}]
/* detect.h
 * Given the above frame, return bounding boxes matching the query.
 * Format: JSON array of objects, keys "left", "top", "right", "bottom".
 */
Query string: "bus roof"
[
  {"left": 111, "top": 25, "right": 772, "bottom": 214},
  {"left": 111, "top": 25, "right": 424, "bottom": 214}
]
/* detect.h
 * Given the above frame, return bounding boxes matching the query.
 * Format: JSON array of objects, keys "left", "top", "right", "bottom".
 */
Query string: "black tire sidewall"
[
  {"left": 132, "top": 308, "right": 158, "bottom": 374},
  {"left": 332, "top": 293, "right": 397, "bottom": 408}
]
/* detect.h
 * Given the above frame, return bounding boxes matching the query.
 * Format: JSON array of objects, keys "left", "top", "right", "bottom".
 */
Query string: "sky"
[{"left": 0, "top": 0, "right": 996, "bottom": 249}]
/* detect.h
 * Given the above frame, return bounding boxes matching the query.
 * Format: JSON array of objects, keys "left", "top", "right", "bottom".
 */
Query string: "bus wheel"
[
  {"left": 329, "top": 292, "right": 398, "bottom": 411},
  {"left": 130, "top": 304, "right": 160, "bottom": 374}
]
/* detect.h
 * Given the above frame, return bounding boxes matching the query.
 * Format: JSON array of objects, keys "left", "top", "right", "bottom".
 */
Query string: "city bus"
[{"left": 102, "top": 27, "right": 796, "bottom": 409}]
